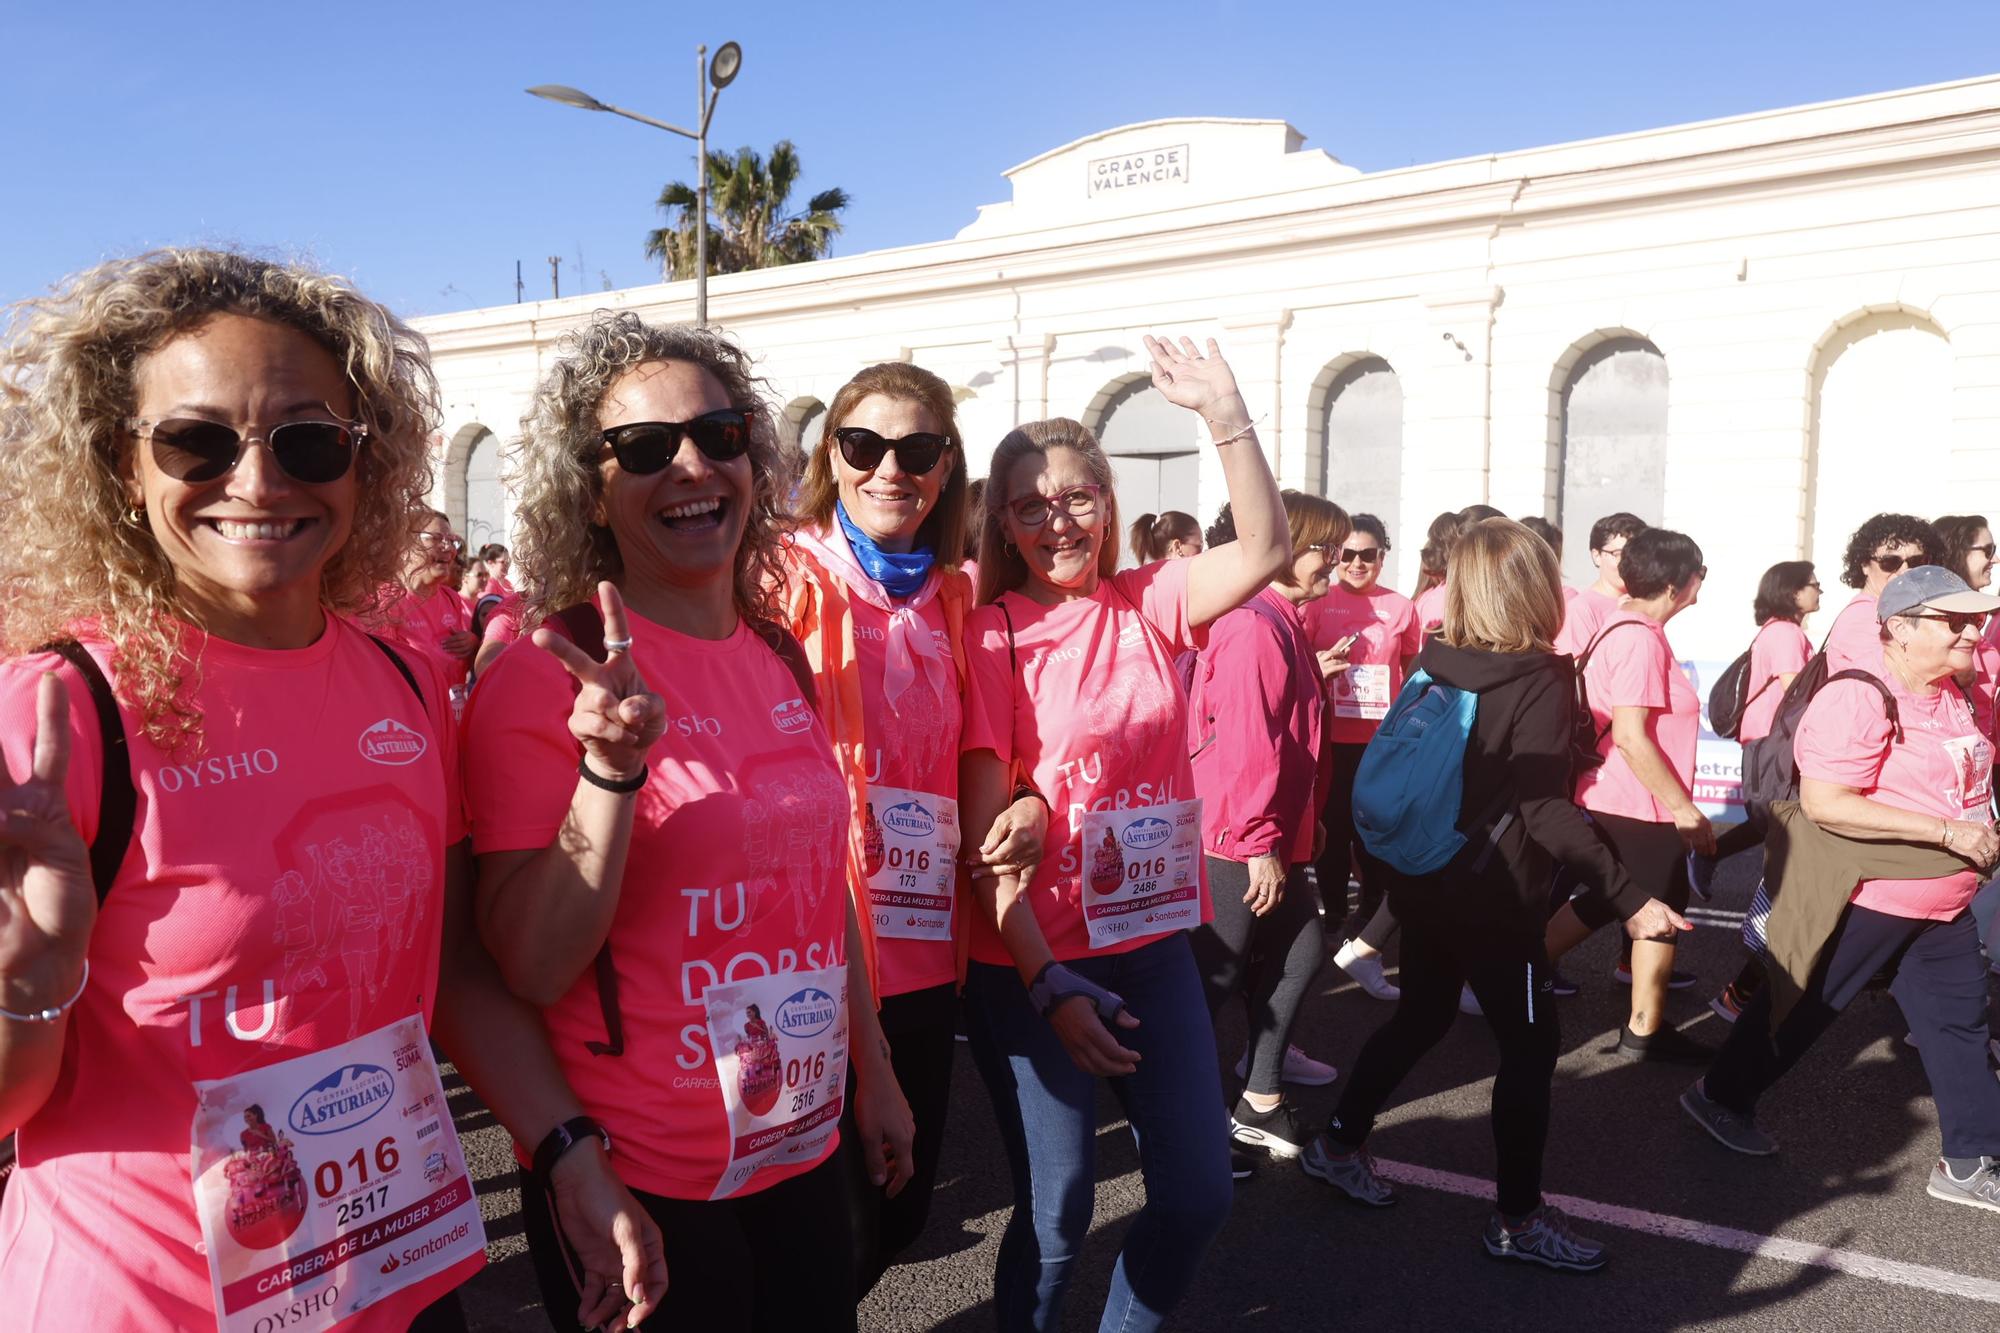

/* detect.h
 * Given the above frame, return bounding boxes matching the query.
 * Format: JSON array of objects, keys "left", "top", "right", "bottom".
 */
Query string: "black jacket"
[{"left": 1379, "top": 639, "right": 1649, "bottom": 944}]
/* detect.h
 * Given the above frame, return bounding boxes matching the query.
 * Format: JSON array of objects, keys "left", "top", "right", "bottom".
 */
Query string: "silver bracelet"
[{"left": 0, "top": 959, "right": 89, "bottom": 1024}]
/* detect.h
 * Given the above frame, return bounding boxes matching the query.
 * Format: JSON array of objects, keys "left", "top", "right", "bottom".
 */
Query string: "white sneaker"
[
  {"left": 1332, "top": 938, "right": 1401, "bottom": 1001},
  {"left": 1235, "top": 1043, "right": 1338, "bottom": 1087},
  {"left": 1459, "top": 986, "right": 1482, "bottom": 1016}
]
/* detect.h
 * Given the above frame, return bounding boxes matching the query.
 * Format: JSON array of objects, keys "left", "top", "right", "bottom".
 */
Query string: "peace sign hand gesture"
[
  {"left": 1143, "top": 334, "right": 1250, "bottom": 430},
  {"left": 0, "top": 672, "right": 96, "bottom": 1006},
  {"left": 531, "top": 583, "right": 668, "bottom": 782}
]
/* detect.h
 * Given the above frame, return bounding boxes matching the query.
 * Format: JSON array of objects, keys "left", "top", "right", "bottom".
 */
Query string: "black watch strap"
[{"left": 532, "top": 1115, "right": 611, "bottom": 1183}]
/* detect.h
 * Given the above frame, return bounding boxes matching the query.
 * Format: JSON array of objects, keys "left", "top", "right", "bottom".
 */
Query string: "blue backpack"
[{"left": 1351, "top": 669, "right": 1480, "bottom": 875}]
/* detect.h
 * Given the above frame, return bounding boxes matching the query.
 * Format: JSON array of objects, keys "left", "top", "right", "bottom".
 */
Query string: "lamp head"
[
  {"left": 527, "top": 84, "right": 609, "bottom": 112},
  {"left": 709, "top": 42, "right": 742, "bottom": 89}
]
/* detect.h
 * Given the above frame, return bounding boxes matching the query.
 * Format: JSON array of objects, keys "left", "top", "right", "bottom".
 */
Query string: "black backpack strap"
[
  {"left": 363, "top": 634, "right": 425, "bottom": 711},
  {"left": 753, "top": 620, "right": 821, "bottom": 717},
  {"left": 37, "top": 641, "right": 135, "bottom": 906},
  {"left": 1821, "top": 668, "right": 1904, "bottom": 742}
]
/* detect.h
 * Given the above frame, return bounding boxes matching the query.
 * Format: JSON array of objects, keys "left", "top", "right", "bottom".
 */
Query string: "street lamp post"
[{"left": 527, "top": 39, "right": 741, "bottom": 327}]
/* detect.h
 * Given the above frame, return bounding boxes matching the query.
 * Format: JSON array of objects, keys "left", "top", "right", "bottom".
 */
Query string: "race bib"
[
  {"left": 862, "top": 785, "right": 959, "bottom": 942},
  {"left": 1332, "top": 663, "right": 1392, "bottom": 720},
  {"left": 1079, "top": 799, "right": 1203, "bottom": 949},
  {"left": 1942, "top": 733, "right": 1995, "bottom": 814},
  {"left": 190, "top": 1015, "right": 484, "bottom": 1333},
  {"left": 705, "top": 966, "right": 849, "bottom": 1201}
]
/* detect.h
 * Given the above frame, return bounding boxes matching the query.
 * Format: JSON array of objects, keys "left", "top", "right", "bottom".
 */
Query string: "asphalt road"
[{"left": 447, "top": 847, "right": 2000, "bottom": 1331}]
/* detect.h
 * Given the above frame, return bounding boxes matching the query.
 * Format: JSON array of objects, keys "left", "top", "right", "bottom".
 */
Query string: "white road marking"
[{"left": 1374, "top": 1157, "right": 2000, "bottom": 1304}]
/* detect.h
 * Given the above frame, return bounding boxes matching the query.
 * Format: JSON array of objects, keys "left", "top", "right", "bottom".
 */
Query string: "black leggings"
[
  {"left": 1326, "top": 924, "right": 1560, "bottom": 1217},
  {"left": 520, "top": 1150, "right": 856, "bottom": 1332},
  {"left": 841, "top": 982, "right": 957, "bottom": 1296},
  {"left": 1192, "top": 857, "right": 1326, "bottom": 1095},
  {"left": 1317, "top": 743, "right": 1398, "bottom": 949}
]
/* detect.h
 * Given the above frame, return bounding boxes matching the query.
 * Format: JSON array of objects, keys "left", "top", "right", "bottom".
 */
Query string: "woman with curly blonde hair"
[
  {"left": 0, "top": 250, "right": 668, "bottom": 1332},
  {"left": 465, "top": 312, "right": 908, "bottom": 1330}
]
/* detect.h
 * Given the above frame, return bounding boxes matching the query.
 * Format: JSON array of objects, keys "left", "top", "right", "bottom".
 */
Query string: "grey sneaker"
[
  {"left": 1300, "top": 1136, "right": 1396, "bottom": 1206},
  {"left": 1927, "top": 1157, "right": 2000, "bottom": 1214},
  {"left": 1679, "top": 1079, "right": 1778, "bottom": 1156},
  {"left": 1483, "top": 1205, "right": 1608, "bottom": 1272}
]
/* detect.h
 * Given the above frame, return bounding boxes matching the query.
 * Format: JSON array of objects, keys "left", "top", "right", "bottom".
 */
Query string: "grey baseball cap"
[{"left": 1876, "top": 564, "right": 2000, "bottom": 621}]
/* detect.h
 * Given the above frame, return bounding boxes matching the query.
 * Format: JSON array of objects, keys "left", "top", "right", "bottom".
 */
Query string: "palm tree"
[{"left": 644, "top": 141, "right": 850, "bottom": 280}]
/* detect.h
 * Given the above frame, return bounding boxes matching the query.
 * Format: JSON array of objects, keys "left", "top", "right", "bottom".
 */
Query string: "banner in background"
[{"left": 1682, "top": 658, "right": 1746, "bottom": 822}]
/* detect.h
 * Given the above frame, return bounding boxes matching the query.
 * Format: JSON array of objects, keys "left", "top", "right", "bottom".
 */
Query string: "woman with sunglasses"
[
  {"left": 957, "top": 335, "right": 1288, "bottom": 1332},
  {"left": 776, "top": 361, "right": 1047, "bottom": 1294},
  {"left": 1825, "top": 514, "right": 1943, "bottom": 673},
  {"left": 1187, "top": 490, "right": 1349, "bottom": 1164},
  {"left": 1685, "top": 567, "right": 2000, "bottom": 1213},
  {"left": 381, "top": 508, "right": 478, "bottom": 688},
  {"left": 0, "top": 250, "right": 666, "bottom": 1331},
  {"left": 465, "top": 312, "right": 907, "bottom": 1331},
  {"left": 1545, "top": 526, "right": 1710, "bottom": 1064},
  {"left": 1308, "top": 513, "right": 1417, "bottom": 1002}
]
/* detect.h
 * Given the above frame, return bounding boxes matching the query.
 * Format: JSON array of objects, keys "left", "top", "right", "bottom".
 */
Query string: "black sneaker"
[
  {"left": 1230, "top": 1097, "right": 1311, "bottom": 1160},
  {"left": 1549, "top": 968, "right": 1579, "bottom": 998},
  {"left": 1616, "top": 1023, "right": 1715, "bottom": 1065},
  {"left": 1230, "top": 1146, "right": 1259, "bottom": 1180}
]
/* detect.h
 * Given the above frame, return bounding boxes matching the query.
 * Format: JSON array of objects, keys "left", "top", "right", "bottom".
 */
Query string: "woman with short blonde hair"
[{"left": 1303, "top": 518, "right": 1683, "bottom": 1273}]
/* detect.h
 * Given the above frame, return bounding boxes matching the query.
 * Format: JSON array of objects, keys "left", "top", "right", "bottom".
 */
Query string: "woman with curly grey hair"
[
  {"left": 465, "top": 311, "right": 908, "bottom": 1330},
  {"left": 0, "top": 250, "right": 665, "bottom": 1331}
]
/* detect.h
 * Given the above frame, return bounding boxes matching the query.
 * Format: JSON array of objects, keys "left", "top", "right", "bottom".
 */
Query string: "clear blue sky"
[{"left": 6, "top": 2, "right": 1997, "bottom": 318}]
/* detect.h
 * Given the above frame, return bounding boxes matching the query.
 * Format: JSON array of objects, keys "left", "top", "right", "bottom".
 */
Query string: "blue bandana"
[{"left": 835, "top": 502, "right": 935, "bottom": 600}]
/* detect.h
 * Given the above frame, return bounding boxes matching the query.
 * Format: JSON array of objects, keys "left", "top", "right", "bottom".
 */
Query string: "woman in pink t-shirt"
[
  {"left": 464, "top": 313, "right": 908, "bottom": 1330},
  {"left": 1547, "top": 526, "right": 1711, "bottom": 1064},
  {"left": 776, "top": 361, "right": 1047, "bottom": 1294},
  {"left": 957, "top": 335, "right": 1289, "bottom": 1331},
  {"left": 1308, "top": 512, "right": 1422, "bottom": 1001},
  {"left": 0, "top": 251, "right": 660, "bottom": 1332},
  {"left": 1692, "top": 566, "right": 2000, "bottom": 1202},
  {"left": 378, "top": 509, "right": 477, "bottom": 688}
]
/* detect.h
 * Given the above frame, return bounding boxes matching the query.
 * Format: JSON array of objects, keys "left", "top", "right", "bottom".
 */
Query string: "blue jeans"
[{"left": 963, "top": 933, "right": 1232, "bottom": 1333}]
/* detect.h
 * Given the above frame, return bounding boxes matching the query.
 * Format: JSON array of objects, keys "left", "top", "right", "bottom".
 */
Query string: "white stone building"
[{"left": 415, "top": 74, "right": 2000, "bottom": 670}]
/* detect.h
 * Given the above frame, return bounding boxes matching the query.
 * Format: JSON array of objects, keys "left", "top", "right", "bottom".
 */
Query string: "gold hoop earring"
[{"left": 124, "top": 505, "right": 146, "bottom": 527}]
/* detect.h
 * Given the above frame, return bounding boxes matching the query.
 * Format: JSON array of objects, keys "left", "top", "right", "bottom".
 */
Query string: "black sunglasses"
[
  {"left": 601, "top": 409, "right": 753, "bottom": 472},
  {"left": 126, "top": 414, "right": 365, "bottom": 485},
  {"left": 1873, "top": 553, "right": 1932, "bottom": 575},
  {"left": 832, "top": 426, "right": 951, "bottom": 477},
  {"left": 1337, "top": 546, "right": 1383, "bottom": 565}
]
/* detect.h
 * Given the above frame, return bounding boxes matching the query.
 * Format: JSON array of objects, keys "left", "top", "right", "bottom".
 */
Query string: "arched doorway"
[
  {"left": 1555, "top": 336, "right": 1668, "bottom": 588},
  {"left": 444, "top": 423, "right": 506, "bottom": 549},
  {"left": 1086, "top": 375, "right": 1201, "bottom": 564},
  {"left": 1313, "top": 356, "right": 1403, "bottom": 584},
  {"left": 1806, "top": 311, "right": 1951, "bottom": 578}
]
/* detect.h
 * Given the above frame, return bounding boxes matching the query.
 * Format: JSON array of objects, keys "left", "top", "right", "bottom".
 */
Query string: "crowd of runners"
[{"left": 0, "top": 247, "right": 1997, "bottom": 1333}]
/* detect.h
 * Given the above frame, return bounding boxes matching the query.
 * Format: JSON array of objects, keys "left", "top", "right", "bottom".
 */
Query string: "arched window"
[
  {"left": 1807, "top": 311, "right": 1951, "bottom": 577},
  {"left": 1088, "top": 375, "right": 1201, "bottom": 565},
  {"left": 444, "top": 423, "right": 505, "bottom": 548},
  {"left": 1555, "top": 337, "right": 1667, "bottom": 587},
  {"left": 1314, "top": 356, "right": 1403, "bottom": 583}
]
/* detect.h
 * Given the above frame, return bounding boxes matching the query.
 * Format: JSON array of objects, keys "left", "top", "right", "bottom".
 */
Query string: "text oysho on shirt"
[
  {"left": 1304, "top": 584, "right": 1423, "bottom": 745},
  {"left": 1573, "top": 611, "right": 1701, "bottom": 823},
  {"left": 849, "top": 593, "right": 963, "bottom": 998},
  {"left": 0, "top": 619, "right": 473, "bottom": 1331},
  {"left": 463, "top": 612, "right": 850, "bottom": 1200},
  {"left": 1796, "top": 673, "right": 1994, "bottom": 921},
  {"left": 960, "top": 558, "right": 1208, "bottom": 965}
]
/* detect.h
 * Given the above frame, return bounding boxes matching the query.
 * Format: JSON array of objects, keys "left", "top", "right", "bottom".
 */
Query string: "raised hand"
[
  {"left": 1143, "top": 334, "right": 1249, "bottom": 427},
  {"left": 531, "top": 583, "right": 667, "bottom": 781},
  {"left": 0, "top": 672, "right": 95, "bottom": 1007}
]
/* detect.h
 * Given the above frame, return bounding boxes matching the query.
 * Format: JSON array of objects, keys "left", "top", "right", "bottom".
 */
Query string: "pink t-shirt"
[
  {"left": 477, "top": 591, "right": 524, "bottom": 652},
  {"left": 381, "top": 584, "right": 474, "bottom": 687},
  {"left": 1795, "top": 674, "right": 1993, "bottom": 920},
  {"left": 463, "top": 612, "right": 850, "bottom": 1200},
  {"left": 850, "top": 592, "right": 963, "bottom": 997},
  {"left": 0, "top": 620, "right": 474, "bottom": 1331},
  {"left": 1824, "top": 593, "right": 1882, "bottom": 676},
  {"left": 1574, "top": 611, "right": 1701, "bottom": 822},
  {"left": 1970, "top": 615, "right": 2000, "bottom": 744},
  {"left": 961, "top": 559, "right": 1207, "bottom": 965},
  {"left": 1556, "top": 586, "right": 1620, "bottom": 658},
  {"left": 1413, "top": 582, "right": 1448, "bottom": 634},
  {"left": 1739, "top": 619, "right": 1813, "bottom": 743},
  {"left": 1305, "top": 584, "right": 1423, "bottom": 745}
]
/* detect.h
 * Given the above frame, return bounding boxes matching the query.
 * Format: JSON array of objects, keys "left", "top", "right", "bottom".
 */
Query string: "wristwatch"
[{"left": 532, "top": 1115, "right": 612, "bottom": 1184}]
